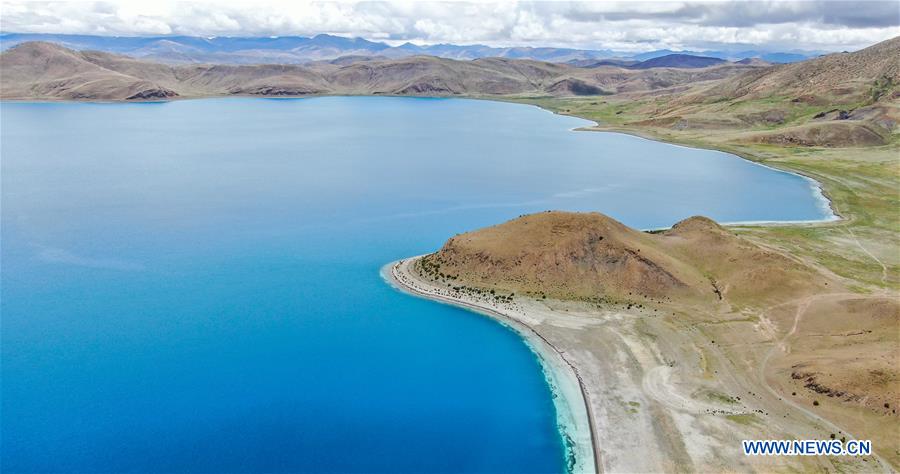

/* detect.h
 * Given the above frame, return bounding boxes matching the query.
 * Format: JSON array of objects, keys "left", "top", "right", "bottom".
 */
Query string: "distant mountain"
[
  {"left": 735, "top": 58, "right": 771, "bottom": 66},
  {"left": 0, "top": 32, "right": 817, "bottom": 65},
  {"left": 631, "top": 48, "right": 819, "bottom": 64},
  {"left": 0, "top": 33, "right": 613, "bottom": 64},
  {"left": 567, "top": 54, "right": 733, "bottom": 70},
  {"left": 567, "top": 58, "right": 638, "bottom": 68},
  {"left": 690, "top": 36, "right": 900, "bottom": 105},
  {"left": 629, "top": 54, "right": 727, "bottom": 69},
  {"left": 753, "top": 52, "right": 813, "bottom": 63},
  {"left": 0, "top": 41, "right": 765, "bottom": 100},
  {"left": 633, "top": 36, "right": 900, "bottom": 148}
]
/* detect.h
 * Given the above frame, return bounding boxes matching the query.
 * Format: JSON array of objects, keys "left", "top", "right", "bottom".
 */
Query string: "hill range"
[
  {"left": 0, "top": 41, "right": 770, "bottom": 101},
  {"left": 0, "top": 37, "right": 893, "bottom": 113},
  {"left": 0, "top": 32, "right": 819, "bottom": 64}
]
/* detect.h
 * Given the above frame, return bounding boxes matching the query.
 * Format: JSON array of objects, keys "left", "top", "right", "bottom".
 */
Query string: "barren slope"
[
  {"left": 0, "top": 41, "right": 763, "bottom": 100},
  {"left": 411, "top": 211, "right": 898, "bottom": 464},
  {"left": 419, "top": 211, "right": 830, "bottom": 307},
  {"left": 681, "top": 36, "right": 900, "bottom": 106},
  {"left": 0, "top": 42, "right": 177, "bottom": 100}
]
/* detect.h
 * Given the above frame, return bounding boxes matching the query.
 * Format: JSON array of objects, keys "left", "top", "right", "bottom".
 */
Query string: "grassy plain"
[{"left": 513, "top": 95, "right": 900, "bottom": 291}]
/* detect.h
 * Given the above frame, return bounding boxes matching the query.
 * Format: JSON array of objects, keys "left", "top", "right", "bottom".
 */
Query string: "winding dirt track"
[
  {"left": 846, "top": 227, "right": 890, "bottom": 285},
  {"left": 758, "top": 292, "right": 895, "bottom": 472}
]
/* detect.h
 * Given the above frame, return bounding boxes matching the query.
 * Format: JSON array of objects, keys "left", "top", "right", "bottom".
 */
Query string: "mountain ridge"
[
  {"left": 0, "top": 32, "right": 821, "bottom": 65},
  {"left": 607, "top": 36, "right": 900, "bottom": 148},
  {"left": 0, "top": 41, "right": 766, "bottom": 100}
]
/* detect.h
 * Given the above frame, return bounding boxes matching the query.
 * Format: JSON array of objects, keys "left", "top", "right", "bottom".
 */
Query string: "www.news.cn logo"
[{"left": 743, "top": 439, "right": 872, "bottom": 456}]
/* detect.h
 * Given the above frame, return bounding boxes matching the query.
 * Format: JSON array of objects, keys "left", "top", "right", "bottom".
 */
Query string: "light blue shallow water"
[{"left": 1, "top": 97, "right": 830, "bottom": 473}]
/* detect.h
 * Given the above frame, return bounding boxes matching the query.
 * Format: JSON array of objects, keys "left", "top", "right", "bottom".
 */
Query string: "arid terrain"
[
  {"left": 392, "top": 209, "right": 898, "bottom": 472},
  {"left": 0, "top": 41, "right": 766, "bottom": 100}
]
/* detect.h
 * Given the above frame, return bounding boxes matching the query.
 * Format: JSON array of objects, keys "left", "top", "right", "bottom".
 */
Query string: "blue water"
[{"left": 1, "top": 97, "right": 829, "bottom": 473}]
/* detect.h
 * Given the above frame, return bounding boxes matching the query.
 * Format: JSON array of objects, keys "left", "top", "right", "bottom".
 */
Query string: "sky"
[{"left": 1, "top": 0, "right": 898, "bottom": 53}]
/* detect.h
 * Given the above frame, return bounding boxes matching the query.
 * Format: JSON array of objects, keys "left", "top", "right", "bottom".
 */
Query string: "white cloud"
[{"left": 1, "top": 0, "right": 897, "bottom": 52}]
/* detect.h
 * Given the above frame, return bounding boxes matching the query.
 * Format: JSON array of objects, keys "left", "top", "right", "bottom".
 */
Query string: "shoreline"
[
  {"left": 529, "top": 103, "right": 840, "bottom": 226},
  {"left": 588, "top": 130, "right": 840, "bottom": 224},
  {"left": 382, "top": 258, "right": 600, "bottom": 474},
  {"left": 570, "top": 124, "right": 845, "bottom": 223},
  {"left": 380, "top": 255, "right": 889, "bottom": 472}
]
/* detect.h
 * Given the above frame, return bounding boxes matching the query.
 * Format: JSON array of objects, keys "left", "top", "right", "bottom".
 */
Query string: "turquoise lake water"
[{"left": 1, "top": 97, "right": 831, "bottom": 473}]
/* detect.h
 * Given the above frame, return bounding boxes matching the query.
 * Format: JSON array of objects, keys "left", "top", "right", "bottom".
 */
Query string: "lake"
[{"left": 1, "top": 97, "right": 831, "bottom": 473}]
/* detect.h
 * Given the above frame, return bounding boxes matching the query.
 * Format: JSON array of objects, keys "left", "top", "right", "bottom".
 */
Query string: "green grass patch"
[
  {"left": 706, "top": 390, "right": 740, "bottom": 405},
  {"left": 726, "top": 413, "right": 761, "bottom": 426}
]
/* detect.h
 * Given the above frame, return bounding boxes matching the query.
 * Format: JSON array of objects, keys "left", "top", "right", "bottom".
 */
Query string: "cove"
[{"left": 0, "top": 97, "right": 832, "bottom": 473}]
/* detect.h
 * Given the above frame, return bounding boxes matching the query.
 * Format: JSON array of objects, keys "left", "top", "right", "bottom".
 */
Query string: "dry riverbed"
[{"left": 386, "top": 258, "right": 889, "bottom": 473}]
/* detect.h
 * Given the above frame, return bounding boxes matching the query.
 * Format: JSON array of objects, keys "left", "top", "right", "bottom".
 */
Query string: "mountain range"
[
  {"left": 0, "top": 41, "right": 767, "bottom": 100},
  {"left": 0, "top": 32, "right": 821, "bottom": 65}
]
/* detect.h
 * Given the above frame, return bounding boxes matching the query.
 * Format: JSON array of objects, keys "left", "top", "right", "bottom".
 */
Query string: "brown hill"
[
  {"left": 629, "top": 54, "right": 726, "bottom": 69},
  {"left": 570, "top": 62, "right": 759, "bottom": 94},
  {"left": 613, "top": 37, "right": 900, "bottom": 146},
  {"left": 182, "top": 64, "right": 330, "bottom": 96},
  {"left": 321, "top": 55, "right": 564, "bottom": 95},
  {"left": 747, "top": 121, "right": 889, "bottom": 147},
  {"left": 689, "top": 36, "right": 900, "bottom": 105},
  {"left": 0, "top": 42, "right": 177, "bottom": 100},
  {"left": 0, "top": 41, "right": 763, "bottom": 101},
  {"left": 417, "top": 211, "right": 830, "bottom": 307}
]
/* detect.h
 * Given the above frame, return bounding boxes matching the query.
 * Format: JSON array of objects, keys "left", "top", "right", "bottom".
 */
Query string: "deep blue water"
[{"left": 1, "top": 97, "right": 830, "bottom": 473}]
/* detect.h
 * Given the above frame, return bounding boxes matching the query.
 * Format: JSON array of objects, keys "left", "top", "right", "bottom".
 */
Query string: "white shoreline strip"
[
  {"left": 582, "top": 129, "right": 841, "bottom": 224},
  {"left": 642, "top": 215, "right": 843, "bottom": 233},
  {"left": 382, "top": 259, "right": 600, "bottom": 474}
]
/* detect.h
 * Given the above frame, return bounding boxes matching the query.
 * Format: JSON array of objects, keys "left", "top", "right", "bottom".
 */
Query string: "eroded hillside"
[{"left": 0, "top": 41, "right": 765, "bottom": 100}]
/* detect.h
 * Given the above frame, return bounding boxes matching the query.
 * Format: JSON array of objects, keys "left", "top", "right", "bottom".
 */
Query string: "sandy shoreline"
[
  {"left": 382, "top": 258, "right": 599, "bottom": 474},
  {"left": 383, "top": 256, "right": 890, "bottom": 473},
  {"left": 570, "top": 124, "right": 844, "bottom": 223}
]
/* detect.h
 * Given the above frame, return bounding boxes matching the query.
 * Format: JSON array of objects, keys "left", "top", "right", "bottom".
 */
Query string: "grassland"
[{"left": 511, "top": 95, "right": 899, "bottom": 292}]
